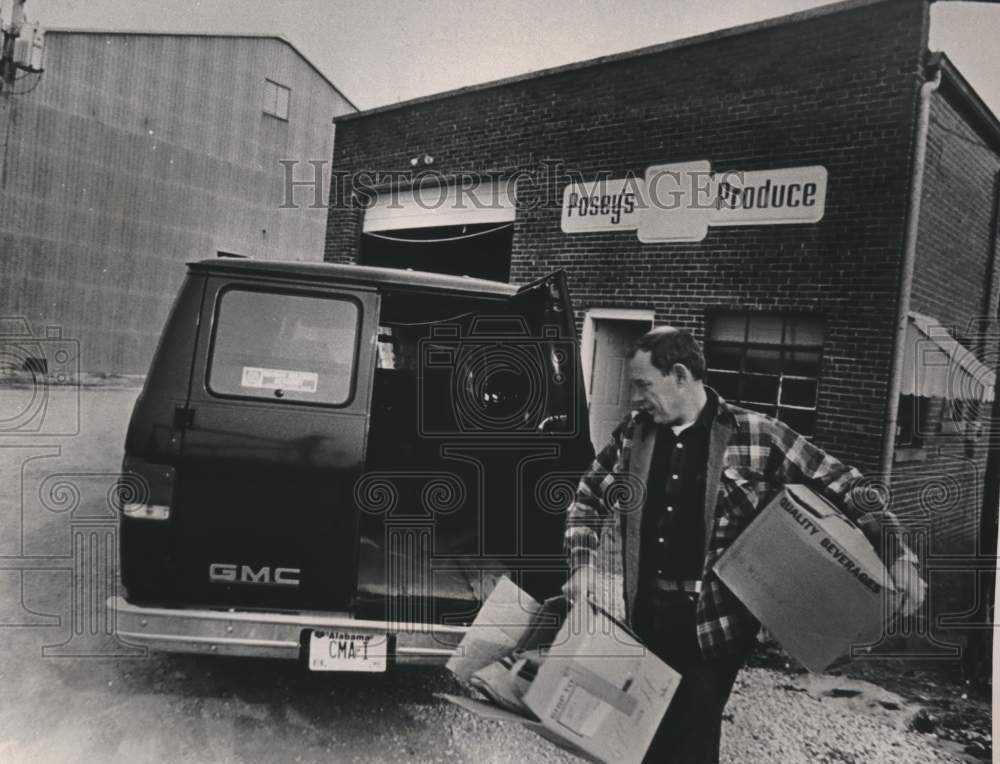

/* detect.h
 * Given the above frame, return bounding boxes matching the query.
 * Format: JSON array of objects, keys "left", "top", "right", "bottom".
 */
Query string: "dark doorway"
[{"left": 359, "top": 223, "right": 514, "bottom": 282}]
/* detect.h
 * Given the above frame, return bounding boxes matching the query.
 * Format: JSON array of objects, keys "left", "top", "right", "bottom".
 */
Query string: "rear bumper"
[{"left": 107, "top": 596, "right": 468, "bottom": 665}]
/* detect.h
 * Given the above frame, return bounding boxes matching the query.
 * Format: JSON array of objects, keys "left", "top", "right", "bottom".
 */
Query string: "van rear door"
[
  {"left": 162, "top": 275, "right": 378, "bottom": 611},
  {"left": 507, "top": 270, "right": 590, "bottom": 438}
]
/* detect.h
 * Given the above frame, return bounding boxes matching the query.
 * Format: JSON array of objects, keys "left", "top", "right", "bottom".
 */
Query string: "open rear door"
[
  {"left": 460, "top": 270, "right": 594, "bottom": 599},
  {"left": 507, "top": 270, "right": 591, "bottom": 440}
]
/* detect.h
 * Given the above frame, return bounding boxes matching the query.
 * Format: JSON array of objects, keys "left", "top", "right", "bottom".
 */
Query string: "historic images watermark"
[{"left": 276, "top": 157, "right": 747, "bottom": 214}]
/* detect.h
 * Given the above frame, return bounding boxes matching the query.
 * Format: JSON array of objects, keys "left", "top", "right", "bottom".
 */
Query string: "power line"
[{"left": 364, "top": 222, "right": 514, "bottom": 244}]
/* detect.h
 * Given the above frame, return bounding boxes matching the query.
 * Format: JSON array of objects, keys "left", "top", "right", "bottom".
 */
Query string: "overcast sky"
[{"left": 10, "top": 0, "right": 1000, "bottom": 114}]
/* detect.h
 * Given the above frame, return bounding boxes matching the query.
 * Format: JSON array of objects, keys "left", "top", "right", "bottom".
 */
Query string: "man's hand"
[
  {"left": 562, "top": 565, "right": 598, "bottom": 605},
  {"left": 890, "top": 558, "right": 927, "bottom": 618}
]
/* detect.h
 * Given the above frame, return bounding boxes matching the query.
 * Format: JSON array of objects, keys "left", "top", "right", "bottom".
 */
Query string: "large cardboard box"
[
  {"left": 714, "top": 484, "right": 901, "bottom": 673},
  {"left": 443, "top": 577, "right": 681, "bottom": 764}
]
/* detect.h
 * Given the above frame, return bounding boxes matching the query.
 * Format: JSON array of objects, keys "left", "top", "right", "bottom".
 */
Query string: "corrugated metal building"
[{"left": 1, "top": 31, "right": 355, "bottom": 373}]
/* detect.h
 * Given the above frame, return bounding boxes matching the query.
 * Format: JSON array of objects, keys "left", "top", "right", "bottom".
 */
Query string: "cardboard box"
[
  {"left": 443, "top": 577, "right": 681, "bottom": 764},
  {"left": 445, "top": 576, "right": 548, "bottom": 683},
  {"left": 714, "top": 484, "right": 901, "bottom": 673}
]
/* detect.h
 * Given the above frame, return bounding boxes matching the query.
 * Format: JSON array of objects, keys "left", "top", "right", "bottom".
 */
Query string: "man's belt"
[{"left": 649, "top": 578, "right": 702, "bottom": 594}]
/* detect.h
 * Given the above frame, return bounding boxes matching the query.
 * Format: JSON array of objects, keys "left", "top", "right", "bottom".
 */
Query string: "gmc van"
[{"left": 109, "top": 259, "right": 593, "bottom": 671}]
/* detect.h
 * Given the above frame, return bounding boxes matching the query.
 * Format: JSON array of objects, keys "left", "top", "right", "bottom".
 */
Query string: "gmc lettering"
[{"left": 208, "top": 563, "right": 301, "bottom": 586}]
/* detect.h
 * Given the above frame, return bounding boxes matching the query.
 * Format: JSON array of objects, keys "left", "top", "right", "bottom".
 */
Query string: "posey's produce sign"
[
  {"left": 559, "top": 176, "right": 644, "bottom": 232},
  {"left": 713, "top": 167, "right": 826, "bottom": 224},
  {"left": 560, "top": 163, "right": 828, "bottom": 242}
]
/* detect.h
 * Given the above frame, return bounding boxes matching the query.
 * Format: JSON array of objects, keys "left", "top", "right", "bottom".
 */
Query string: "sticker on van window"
[{"left": 241, "top": 366, "right": 319, "bottom": 393}]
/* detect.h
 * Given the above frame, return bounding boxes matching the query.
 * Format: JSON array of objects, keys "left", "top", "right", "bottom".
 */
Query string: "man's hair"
[{"left": 629, "top": 326, "right": 706, "bottom": 380}]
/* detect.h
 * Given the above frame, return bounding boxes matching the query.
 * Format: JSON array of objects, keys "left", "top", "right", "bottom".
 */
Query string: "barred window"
[{"left": 705, "top": 313, "right": 825, "bottom": 437}]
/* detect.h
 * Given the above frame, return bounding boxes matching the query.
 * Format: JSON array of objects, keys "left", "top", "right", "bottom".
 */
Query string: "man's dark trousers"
[{"left": 632, "top": 588, "right": 754, "bottom": 764}]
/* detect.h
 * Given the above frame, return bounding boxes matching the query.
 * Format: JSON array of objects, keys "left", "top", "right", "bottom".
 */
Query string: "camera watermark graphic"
[
  {"left": 415, "top": 317, "right": 581, "bottom": 438},
  {"left": 0, "top": 318, "right": 80, "bottom": 436}
]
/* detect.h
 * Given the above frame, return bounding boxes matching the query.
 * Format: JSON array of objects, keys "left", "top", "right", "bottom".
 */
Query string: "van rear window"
[{"left": 208, "top": 289, "right": 358, "bottom": 405}]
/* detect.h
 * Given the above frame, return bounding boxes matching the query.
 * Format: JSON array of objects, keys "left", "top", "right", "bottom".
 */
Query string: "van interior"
[{"left": 354, "top": 287, "right": 575, "bottom": 623}]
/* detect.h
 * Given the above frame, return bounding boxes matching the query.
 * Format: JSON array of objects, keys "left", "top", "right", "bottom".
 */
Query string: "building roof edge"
[
  {"left": 927, "top": 51, "right": 1000, "bottom": 154},
  {"left": 334, "top": 0, "right": 902, "bottom": 123},
  {"left": 42, "top": 28, "right": 359, "bottom": 111}
]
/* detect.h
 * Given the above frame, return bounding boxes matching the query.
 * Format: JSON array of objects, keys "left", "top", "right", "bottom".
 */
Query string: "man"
[{"left": 564, "top": 326, "right": 925, "bottom": 764}]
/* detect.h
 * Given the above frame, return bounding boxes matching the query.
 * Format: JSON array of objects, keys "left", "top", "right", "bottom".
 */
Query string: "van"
[{"left": 108, "top": 259, "right": 593, "bottom": 671}]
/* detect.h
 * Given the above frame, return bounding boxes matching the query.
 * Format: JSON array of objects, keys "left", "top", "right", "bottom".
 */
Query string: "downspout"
[
  {"left": 982, "top": 170, "right": 1000, "bottom": 328},
  {"left": 973, "top": 174, "right": 1000, "bottom": 660},
  {"left": 880, "top": 67, "right": 943, "bottom": 484}
]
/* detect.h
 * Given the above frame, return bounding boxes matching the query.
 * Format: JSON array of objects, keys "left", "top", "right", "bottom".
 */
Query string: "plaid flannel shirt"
[{"left": 565, "top": 392, "right": 914, "bottom": 659}]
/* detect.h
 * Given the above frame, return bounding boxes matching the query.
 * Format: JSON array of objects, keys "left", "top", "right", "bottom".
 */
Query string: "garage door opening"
[
  {"left": 361, "top": 181, "right": 516, "bottom": 282},
  {"left": 359, "top": 222, "right": 514, "bottom": 282}
]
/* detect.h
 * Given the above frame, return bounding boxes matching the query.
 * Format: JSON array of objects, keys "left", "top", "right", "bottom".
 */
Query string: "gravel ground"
[
  {"left": 720, "top": 670, "right": 968, "bottom": 764},
  {"left": 433, "top": 666, "right": 970, "bottom": 764}
]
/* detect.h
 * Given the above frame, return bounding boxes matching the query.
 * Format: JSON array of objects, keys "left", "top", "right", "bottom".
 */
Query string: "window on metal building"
[
  {"left": 705, "top": 313, "right": 825, "bottom": 437},
  {"left": 263, "top": 79, "right": 291, "bottom": 121}
]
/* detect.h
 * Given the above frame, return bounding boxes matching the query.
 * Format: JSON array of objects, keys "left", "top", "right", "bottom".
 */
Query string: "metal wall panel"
[{"left": 1, "top": 33, "right": 354, "bottom": 373}]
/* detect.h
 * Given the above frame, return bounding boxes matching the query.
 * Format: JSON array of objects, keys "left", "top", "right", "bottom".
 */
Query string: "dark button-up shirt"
[{"left": 639, "top": 394, "right": 715, "bottom": 584}]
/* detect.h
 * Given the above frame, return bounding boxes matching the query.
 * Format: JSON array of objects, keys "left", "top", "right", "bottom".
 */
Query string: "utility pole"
[
  {"left": 1, "top": 0, "right": 27, "bottom": 88},
  {"left": 1, "top": 0, "right": 42, "bottom": 94}
]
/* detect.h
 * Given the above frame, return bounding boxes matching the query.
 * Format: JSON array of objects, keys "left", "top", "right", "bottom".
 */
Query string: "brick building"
[{"left": 324, "top": 0, "right": 999, "bottom": 657}]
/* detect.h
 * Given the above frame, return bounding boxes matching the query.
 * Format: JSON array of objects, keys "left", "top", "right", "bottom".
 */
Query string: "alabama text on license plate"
[{"left": 308, "top": 630, "right": 388, "bottom": 672}]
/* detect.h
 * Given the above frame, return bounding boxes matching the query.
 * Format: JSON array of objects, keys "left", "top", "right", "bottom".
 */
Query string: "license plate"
[{"left": 308, "top": 630, "right": 388, "bottom": 672}]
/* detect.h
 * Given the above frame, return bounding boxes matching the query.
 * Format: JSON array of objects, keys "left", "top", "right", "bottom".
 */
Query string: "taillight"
[
  {"left": 122, "top": 502, "right": 171, "bottom": 521},
  {"left": 119, "top": 456, "right": 175, "bottom": 522}
]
